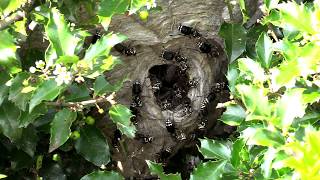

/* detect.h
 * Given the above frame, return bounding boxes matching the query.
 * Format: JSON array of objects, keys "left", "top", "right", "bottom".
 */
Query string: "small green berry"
[
  {"left": 52, "top": 154, "right": 61, "bottom": 162},
  {"left": 139, "top": 11, "right": 149, "bottom": 21},
  {"left": 70, "top": 131, "right": 80, "bottom": 140},
  {"left": 85, "top": 116, "right": 95, "bottom": 125}
]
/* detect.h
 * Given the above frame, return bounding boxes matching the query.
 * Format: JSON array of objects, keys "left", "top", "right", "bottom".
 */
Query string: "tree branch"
[
  {"left": 45, "top": 93, "right": 116, "bottom": 108},
  {"left": 0, "top": 11, "right": 24, "bottom": 31}
]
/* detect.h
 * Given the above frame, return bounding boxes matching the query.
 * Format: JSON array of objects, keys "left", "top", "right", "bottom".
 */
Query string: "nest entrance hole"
[{"left": 148, "top": 64, "right": 191, "bottom": 110}]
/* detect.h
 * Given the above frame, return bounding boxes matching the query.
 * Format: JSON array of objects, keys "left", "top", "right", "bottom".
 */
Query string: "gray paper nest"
[{"left": 101, "top": 0, "right": 245, "bottom": 178}]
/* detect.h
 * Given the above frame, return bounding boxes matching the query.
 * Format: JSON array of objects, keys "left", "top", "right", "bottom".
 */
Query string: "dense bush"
[{"left": 1, "top": 0, "right": 320, "bottom": 179}]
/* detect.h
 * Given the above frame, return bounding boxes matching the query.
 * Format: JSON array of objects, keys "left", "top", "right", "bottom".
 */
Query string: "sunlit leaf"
[
  {"left": 198, "top": 139, "right": 231, "bottom": 160},
  {"left": 242, "top": 127, "right": 285, "bottom": 147},
  {"left": 238, "top": 58, "right": 266, "bottom": 83},
  {"left": 0, "top": 0, "right": 27, "bottom": 17},
  {"left": 274, "top": 89, "right": 306, "bottom": 129},
  {"left": 236, "top": 84, "right": 271, "bottom": 119},
  {"left": 230, "top": 138, "right": 245, "bottom": 168},
  {"left": 109, "top": 104, "right": 136, "bottom": 138},
  {"left": 84, "top": 33, "right": 126, "bottom": 70},
  {"left": 261, "top": 148, "right": 277, "bottom": 178},
  {"left": 0, "top": 30, "right": 21, "bottom": 73},
  {"left": 93, "top": 76, "right": 125, "bottom": 96},
  {"left": 29, "top": 79, "right": 65, "bottom": 112},
  {"left": 46, "top": 8, "right": 80, "bottom": 57},
  {"left": 9, "top": 72, "right": 31, "bottom": 111},
  {"left": 219, "top": 23, "right": 247, "bottom": 63},
  {"left": 49, "top": 108, "right": 77, "bottom": 152},
  {"left": 80, "top": 171, "right": 124, "bottom": 180},
  {"left": 220, "top": 104, "right": 246, "bottom": 126}
]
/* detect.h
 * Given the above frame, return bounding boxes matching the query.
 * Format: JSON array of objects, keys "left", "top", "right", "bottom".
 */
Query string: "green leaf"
[
  {"left": 80, "top": 171, "right": 124, "bottom": 180},
  {"left": 75, "top": 126, "right": 110, "bottom": 166},
  {"left": 8, "top": 72, "right": 31, "bottom": 111},
  {"left": 292, "top": 111, "right": 320, "bottom": 127},
  {"left": 236, "top": 84, "right": 271, "bottom": 119},
  {"left": 16, "top": 125, "right": 38, "bottom": 157},
  {"left": 98, "top": 0, "right": 129, "bottom": 17},
  {"left": 56, "top": 55, "right": 79, "bottom": 65},
  {"left": 256, "top": 33, "right": 273, "bottom": 69},
  {"left": 302, "top": 89, "right": 320, "bottom": 104},
  {"left": 84, "top": 33, "right": 126, "bottom": 69},
  {"left": 242, "top": 128, "right": 285, "bottom": 147},
  {"left": 274, "top": 89, "right": 305, "bottom": 129},
  {"left": 0, "top": 100, "right": 22, "bottom": 142},
  {"left": 218, "top": 23, "right": 247, "bottom": 63},
  {"left": 130, "top": 0, "right": 149, "bottom": 15},
  {"left": 220, "top": 104, "right": 246, "bottom": 126},
  {"left": 261, "top": 148, "right": 277, "bottom": 178},
  {"left": 41, "top": 163, "right": 66, "bottom": 180},
  {"left": 29, "top": 79, "right": 65, "bottom": 112},
  {"left": 49, "top": 108, "right": 77, "bottom": 152},
  {"left": 230, "top": 139, "right": 245, "bottom": 169},
  {"left": 246, "top": 25, "right": 268, "bottom": 59},
  {"left": 146, "top": 160, "right": 182, "bottom": 180},
  {"left": 238, "top": 0, "right": 249, "bottom": 23},
  {"left": 0, "top": 0, "right": 27, "bottom": 17},
  {"left": 19, "top": 105, "right": 47, "bottom": 127},
  {"left": 0, "top": 30, "right": 21, "bottom": 73},
  {"left": 264, "top": 0, "right": 279, "bottom": 10},
  {"left": 0, "top": 71, "right": 10, "bottom": 105},
  {"left": 45, "top": 8, "right": 80, "bottom": 57},
  {"left": 93, "top": 76, "right": 124, "bottom": 96},
  {"left": 226, "top": 62, "right": 239, "bottom": 94},
  {"left": 238, "top": 58, "right": 266, "bottom": 83},
  {"left": 109, "top": 104, "right": 136, "bottom": 138},
  {"left": 190, "top": 160, "right": 227, "bottom": 180},
  {"left": 277, "top": 2, "right": 315, "bottom": 34},
  {"left": 198, "top": 139, "right": 231, "bottom": 160},
  {"left": 0, "top": 174, "right": 7, "bottom": 179},
  {"left": 64, "top": 84, "right": 90, "bottom": 102}
]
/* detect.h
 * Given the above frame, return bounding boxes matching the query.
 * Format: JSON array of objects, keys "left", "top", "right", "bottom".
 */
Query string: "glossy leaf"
[
  {"left": 8, "top": 72, "right": 31, "bottom": 111},
  {"left": 93, "top": 76, "right": 124, "bottom": 96},
  {"left": 242, "top": 128, "right": 285, "bottom": 147},
  {"left": 45, "top": 8, "right": 80, "bottom": 57},
  {"left": 130, "top": 0, "right": 149, "bottom": 15},
  {"left": 64, "top": 84, "right": 90, "bottom": 102},
  {"left": 230, "top": 138, "right": 245, "bottom": 168},
  {"left": 274, "top": 89, "right": 305, "bottom": 129},
  {"left": 261, "top": 148, "right": 277, "bottom": 178},
  {"left": 98, "top": 0, "right": 129, "bottom": 17},
  {"left": 256, "top": 33, "right": 273, "bottom": 69},
  {"left": 49, "top": 108, "right": 77, "bottom": 152},
  {"left": 236, "top": 84, "right": 271, "bottom": 119},
  {"left": 84, "top": 33, "right": 126, "bottom": 69},
  {"left": 56, "top": 55, "right": 79, "bottom": 65},
  {"left": 0, "top": 0, "right": 27, "bottom": 17},
  {"left": 109, "top": 104, "right": 136, "bottom": 138},
  {"left": 0, "top": 30, "right": 21, "bottom": 73},
  {"left": 0, "top": 71, "right": 10, "bottom": 105},
  {"left": 190, "top": 160, "right": 227, "bottom": 180},
  {"left": 278, "top": 2, "right": 315, "bottom": 34},
  {"left": 146, "top": 160, "right": 182, "bottom": 180},
  {"left": 198, "top": 139, "right": 231, "bottom": 160},
  {"left": 226, "top": 62, "right": 239, "bottom": 94},
  {"left": 0, "top": 100, "right": 22, "bottom": 142},
  {"left": 19, "top": 105, "right": 47, "bottom": 127},
  {"left": 75, "top": 126, "right": 110, "bottom": 166},
  {"left": 264, "top": 0, "right": 279, "bottom": 10},
  {"left": 80, "top": 171, "right": 124, "bottom": 180},
  {"left": 219, "top": 23, "right": 247, "bottom": 63},
  {"left": 16, "top": 125, "right": 38, "bottom": 157},
  {"left": 238, "top": 58, "right": 266, "bottom": 83},
  {"left": 220, "top": 104, "right": 246, "bottom": 126},
  {"left": 29, "top": 79, "right": 65, "bottom": 112}
]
